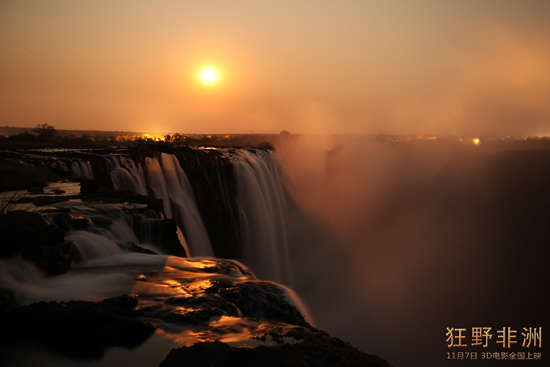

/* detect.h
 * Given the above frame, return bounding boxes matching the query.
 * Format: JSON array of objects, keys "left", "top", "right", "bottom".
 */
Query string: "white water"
[
  {"left": 106, "top": 153, "right": 203, "bottom": 257},
  {"left": 65, "top": 230, "right": 123, "bottom": 261},
  {"left": 232, "top": 149, "right": 292, "bottom": 285},
  {"left": 144, "top": 153, "right": 213, "bottom": 257},
  {"left": 97, "top": 149, "right": 293, "bottom": 284},
  {"left": 144, "top": 156, "right": 172, "bottom": 216},
  {"left": 70, "top": 159, "right": 94, "bottom": 180},
  {"left": 109, "top": 156, "right": 148, "bottom": 195}
]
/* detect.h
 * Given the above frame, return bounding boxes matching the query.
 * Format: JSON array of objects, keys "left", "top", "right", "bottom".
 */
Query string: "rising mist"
[{"left": 274, "top": 135, "right": 548, "bottom": 366}]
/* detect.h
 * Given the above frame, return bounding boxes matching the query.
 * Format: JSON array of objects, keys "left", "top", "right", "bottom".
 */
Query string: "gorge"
[{"left": 0, "top": 143, "right": 389, "bottom": 366}]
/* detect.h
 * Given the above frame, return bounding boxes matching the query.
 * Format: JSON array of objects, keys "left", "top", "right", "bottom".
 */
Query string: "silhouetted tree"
[{"left": 34, "top": 123, "right": 57, "bottom": 139}]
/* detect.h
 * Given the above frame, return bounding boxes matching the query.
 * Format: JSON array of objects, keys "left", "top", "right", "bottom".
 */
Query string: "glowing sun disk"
[{"left": 198, "top": 66, "right": 220, "bottom": 85}]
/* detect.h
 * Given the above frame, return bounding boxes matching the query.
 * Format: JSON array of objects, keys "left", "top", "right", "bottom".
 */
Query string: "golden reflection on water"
[
  {"left": 129, "top": 256, "right": 302, "bottom": 348},
  {"left": 154, "top": 315, "right": 300, "bottom": 348}
]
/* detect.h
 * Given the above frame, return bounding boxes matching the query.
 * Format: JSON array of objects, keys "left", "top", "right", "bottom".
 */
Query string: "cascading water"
[
  {"left": 144, "top": 153, "right": 213, "bottom": 257},
  {"left": 71, "top": 159, "right": 94, "bottom": 180},
  {"left": 144, "top": 156, "right": 172, "bottom": 216},
  {"left": 92, "top": 148, "right": 292, "bottom": 284},
  {"left": 0, "top": 146, "right": 327, "bottom": 367},
  {"left": 231, "top": 149, "right": 293, "bottom": 285},
  {"left": 105, "top": 153, "right": 209, "bottom": 256},
  {"left": 64, "top": 216, "right": 147, "bottom": 262},
  {"left": 108, "top": 156, "right": 148, "bottom": 195},
  {"left": 66, "top": 230, "right": 123, "bottom": 261}
]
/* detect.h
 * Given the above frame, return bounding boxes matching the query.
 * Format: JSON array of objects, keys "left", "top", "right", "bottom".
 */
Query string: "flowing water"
[
  {"left": 0, "top": 147, "right": 308, "bottom": 366},
  {"left": 107, "top": 149, "right": 293, "bottom": 284}
]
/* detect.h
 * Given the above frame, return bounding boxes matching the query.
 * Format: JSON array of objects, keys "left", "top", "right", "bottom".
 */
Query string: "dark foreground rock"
[
  {"left": 0, "top": 295, "right": 155, "bottom": 358},
  {"left": 218, "top": 281, "right": 308, "bottom": 326},
  {"left": 0, "top": 253, "right": 391, "bottom": 366},
  {"left": 0, "top": 211, "right": 72, "bottom": 275},
  {"left": 132, "top": 214, "right": 188, "bottom": 257},
  {"left": 160, "top": 331, "right": 391, "bottom": 367},
  {"left": 0, "top": 158, "right": 59, "bottom": 191}
]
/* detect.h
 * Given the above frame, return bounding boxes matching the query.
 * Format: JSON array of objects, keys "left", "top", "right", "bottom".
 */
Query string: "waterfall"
[
  {"left": 105, "top": 152, "right": 210, "bottom": 257},
  {"left": 109, "top": 156, "right": 148, "bottom": 195},
  {"left": 111, "top": 167, "right": 148, "bottom": 195},
  {"left": 144, "top": 153, "right": 213, "bottom": 257},
  {"left": 232, "top": 149, "right": 292, "bottom": 285},
  {"left": 144, "top": 156, "right": 173, "bottom": 217},
  {"left": 71, "top": 159, "right": 94, "bottom": 180},
  {"left": 108, "top": 219, "right": 140, "bottom": 244},
  {"left": 65, "top": 230, "right": 123, "bottom": 262},
  {"left": 65, "top": 218, "right": 159, "bottom": 262},
  {"left": 93, "top": 148, "right": 292, "bottom": 282}
]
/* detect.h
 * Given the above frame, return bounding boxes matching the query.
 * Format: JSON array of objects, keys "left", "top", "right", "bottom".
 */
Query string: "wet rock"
[
  {"left": 80, "top": 179, "right": 102, "bottom": 193},
  {"left": 219, "top": 281, "right": 308, "bottom": 327},
  {"left": 164, "top": 294, "right": 241, "bottom": 322},
  {"left": 0, "top": 158, "right": 59, "bottom": 191},
  {"left": 175, "top": 148, "right": 242, "bottom": 259},
  {"left": 132, "top": 215, "right": 188, "bottom": 257},
  {"left": 69, "top": 215, "right": 92, "bottom": 230},
  {"left": 0, "top": 211, "right": 71, "bottom": 275},
  {"left": 27, "top": 186, "right": 44, "bottom": 194},
  {"left": 147, "top": 278, "right": 305, "bottom": 328},
  {"left": 16, "top": 194, "right": 80, "bottom": 206},
  {"left": 200, "top": 259, "right": 256, "bottom": 278},
  {"left": 81, "top": 191, "right": 164, "bottom": 213},
  {"left": 117, "top": 241, "right": 157, "bottom": 255},
  {"left": 166, "top": 307, "right": 224, "bottom": 324},
  {"left": 91, "top": 215, "right": 113, "bottom": 228},
  {"left": 0, "top": 289, "right": 16, "bottom": 313},
  {"left": 160, "top": 334, "right": 391, "bottom": 367},
  {"left": 0, "top": 295, "right": 155, "bottom": 359}
]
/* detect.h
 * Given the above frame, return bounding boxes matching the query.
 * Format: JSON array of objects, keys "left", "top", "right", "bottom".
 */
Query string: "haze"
[{"left": 1, "top": 0, "right": 550, "bottom": 135}]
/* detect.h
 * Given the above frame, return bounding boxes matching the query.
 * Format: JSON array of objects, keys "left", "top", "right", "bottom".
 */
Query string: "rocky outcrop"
[
  {"left": 0, "top": 295, "right": 155, "bottom": 358},
  {"left": 160, "top": 333, "right": 391, "bottom": 367},
  {"left": 0, "top": 211, "right": 71, "bottom": 275},
  {"left": 0, "top": 158, "right": 59, "bottom": 191},
  {"left": 218, "top": 281, "right": 308, "bottom": 326},
  {"left": 132, "top": 214, "right": 188, "bottom": 257}
]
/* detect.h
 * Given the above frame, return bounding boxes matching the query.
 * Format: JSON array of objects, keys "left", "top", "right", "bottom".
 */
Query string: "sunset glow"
[
  {"left": 0, "top": 3, "right": 549, "bottom": 367},
  {"left": 197, "top": 66, "right": 221, "bottom": 86},
  {"left": 1, "top": 2, "right": 550, "bottom": 134}
]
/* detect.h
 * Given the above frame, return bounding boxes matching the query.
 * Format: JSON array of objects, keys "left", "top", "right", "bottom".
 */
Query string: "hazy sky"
[{"left": 1, "top": 0, "right": 550, "bottom": 135}]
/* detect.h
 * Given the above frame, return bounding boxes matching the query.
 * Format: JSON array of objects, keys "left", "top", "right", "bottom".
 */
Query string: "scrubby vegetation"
[{"left": 0, "top": 125, "right": 287, "bottom": 150}]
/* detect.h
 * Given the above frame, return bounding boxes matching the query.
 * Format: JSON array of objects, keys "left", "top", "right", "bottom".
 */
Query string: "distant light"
[
  {"left": 472, "top": 138, "right": 481, "bottom": 145},
  {"left": 142, "top": 133, "right": 165, "bottom": 142}
]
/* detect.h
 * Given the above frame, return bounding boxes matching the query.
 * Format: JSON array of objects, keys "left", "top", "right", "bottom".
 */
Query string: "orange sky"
[{"left": 1, "top": 0, "right": 550, "bottom": 135}]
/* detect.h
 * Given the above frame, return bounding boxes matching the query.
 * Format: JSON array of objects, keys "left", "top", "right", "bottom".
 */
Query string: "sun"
[{"left": 197, "top": 66, "right": 220, "bottom": 86}]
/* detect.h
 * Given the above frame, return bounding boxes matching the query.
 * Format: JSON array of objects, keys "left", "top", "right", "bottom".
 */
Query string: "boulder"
[
  {"left": 0, "top": 158, "right": 59, "bottom": 191},
  {"left": 160, "top": 332, "right": 391, "bottom": 367},
  {"left": 132, "top": 215, "right": 188, "bottom": 257},
  {"left": 0, "top": 211, "right": 71, "bottom": 275},
  {"left": 0, "top": 295, "right": 155, "bottom": 358},
  {"left": 219, "top": 281, "right": 308, "bottom": 327}
]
